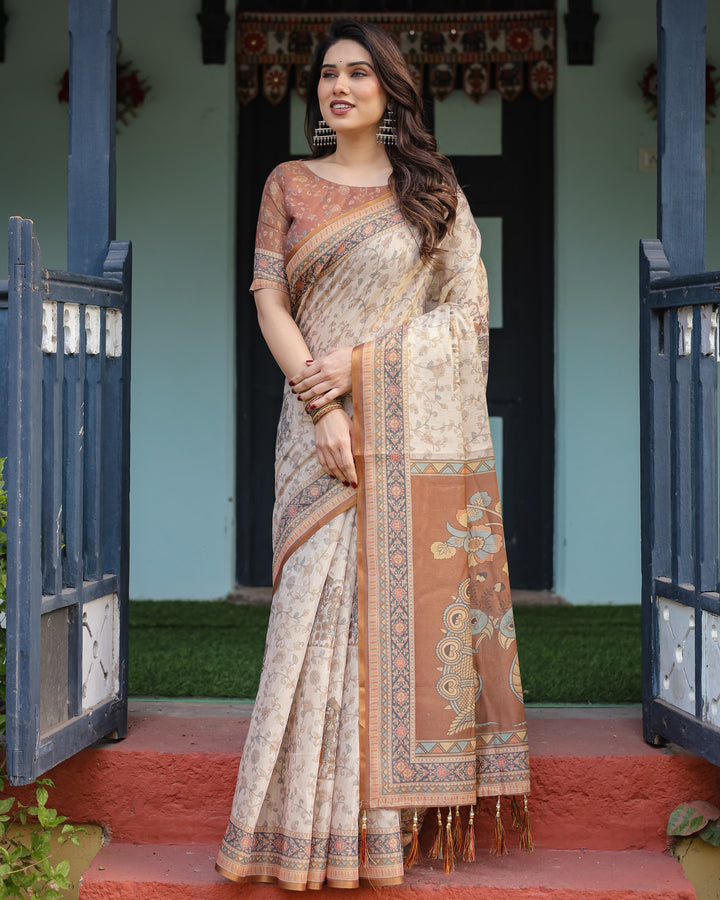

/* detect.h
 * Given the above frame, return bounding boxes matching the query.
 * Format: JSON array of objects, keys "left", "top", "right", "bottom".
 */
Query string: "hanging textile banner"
[{"left": 236, "top": 10, "right": 556, "bottom": 106}]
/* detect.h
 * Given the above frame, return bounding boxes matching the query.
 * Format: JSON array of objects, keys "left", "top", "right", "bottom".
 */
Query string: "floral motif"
[{"left": 430, "top": 490, "right": 503, "bottom": 567}]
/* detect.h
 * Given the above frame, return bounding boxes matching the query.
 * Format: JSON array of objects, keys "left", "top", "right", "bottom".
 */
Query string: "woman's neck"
[{"left": 313, "top": 133, "right": 391, "bottom": 186}]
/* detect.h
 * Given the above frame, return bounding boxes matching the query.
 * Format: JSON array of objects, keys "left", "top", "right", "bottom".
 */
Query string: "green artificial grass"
[
  {"left": 513, "top": 604, "right": 641, "bottom": 704},
  {"left": 128, "top": 600, "right": 641, "bottom": 704},
  {"left": 129, "top": 600, "right": 271, "bottom": 698}
]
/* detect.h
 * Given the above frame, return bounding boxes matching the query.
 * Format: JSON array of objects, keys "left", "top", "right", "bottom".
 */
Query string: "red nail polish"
[
  {"left": 306, "top": 359, "right": 314, "bottom": 364},
  {"left": 351, "top": 482, "right": 357, "bottom": 489},
  {"left": 343, "top": 481, "right": 350, "bottom": 487},
  {"left": 289, "top": 380, "right": 295, "bottom": 386}
]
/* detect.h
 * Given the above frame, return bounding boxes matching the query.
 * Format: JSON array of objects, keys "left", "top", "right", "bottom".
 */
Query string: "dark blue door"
[
  {"left": 3, "top": 0, "right": 131, "bottom": 786},
  {"left": 4, "top": 219, "right": 132, "bottom": 785},
  {"left": 640, "top": 0, "right": 720, "bottom": 765}
]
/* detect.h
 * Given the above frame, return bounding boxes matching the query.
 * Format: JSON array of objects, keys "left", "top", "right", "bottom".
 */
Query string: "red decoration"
[
  {"left": 639, "top": 60, "right": 719, "bottom": 123},
  {"left": 236, "top": 11, "right": 556, "bottom": 106},
  {"left": 58, "top": 43, "right": 151, "bottom": 131}
]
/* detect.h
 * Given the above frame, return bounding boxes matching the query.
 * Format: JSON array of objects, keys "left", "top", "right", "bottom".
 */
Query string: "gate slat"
[
  {"left": 6, "top": 218, "right": 44, "bottom": 779},
  {"left": 41, "top": 305, "right": 64, "bottom": 597}
]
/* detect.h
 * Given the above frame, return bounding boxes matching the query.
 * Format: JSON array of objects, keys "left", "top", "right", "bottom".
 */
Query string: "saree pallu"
[{"left": 217, "top": 165, "right": 530, "bottom": 890}]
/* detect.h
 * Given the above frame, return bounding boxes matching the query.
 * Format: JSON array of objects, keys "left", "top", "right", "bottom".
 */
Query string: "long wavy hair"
[{"left": 304, "top": 20, "right": 458, "bottom": 262}]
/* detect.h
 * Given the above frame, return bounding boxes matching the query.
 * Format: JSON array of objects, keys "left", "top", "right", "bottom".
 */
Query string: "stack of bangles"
[{"left": 305, "top": 397, "right": 345, "bottom": 425}]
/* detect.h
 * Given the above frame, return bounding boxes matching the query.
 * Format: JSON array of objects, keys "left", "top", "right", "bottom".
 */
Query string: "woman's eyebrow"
[{"left": 321, "top": 61, "right": 374, "bottom": 69}]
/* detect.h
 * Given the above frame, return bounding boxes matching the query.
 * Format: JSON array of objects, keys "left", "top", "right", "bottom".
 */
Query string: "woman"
[{"left": 216, "top": 19, "right": 530, "bottom": 890}]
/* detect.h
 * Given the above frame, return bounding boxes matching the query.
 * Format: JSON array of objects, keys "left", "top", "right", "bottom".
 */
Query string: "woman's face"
[{"left": 317, "top": 39, "right": 388, "bottom": 139}]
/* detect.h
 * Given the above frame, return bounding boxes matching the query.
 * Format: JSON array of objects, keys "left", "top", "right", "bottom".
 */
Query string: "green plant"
[
  {"left": 667, "top": 800, "right": 720, "bottom": 848},
  {"left": 0, "top": 458, "right": 85, "bottom": 898}
]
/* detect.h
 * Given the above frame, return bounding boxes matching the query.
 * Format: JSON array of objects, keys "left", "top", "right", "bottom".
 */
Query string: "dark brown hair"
[{"left": 304, "top": 19, "right": 458, "bottom": 262}]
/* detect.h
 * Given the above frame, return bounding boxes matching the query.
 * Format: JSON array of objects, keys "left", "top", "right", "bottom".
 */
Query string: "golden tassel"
[
  {"left": 462, "top": 805, "right": 476, "bottom": 862},
  {"left": 520, "top": 794, "right": 534, "bottom": 852},
  {"left": 404, "top": 809, "right": 422, "bottom": 867},
  {"left": 428, "top": 807, "right": 443, "bottom": 859},
  {"left": 511, "top": 795, "right": 522, "bottom": 830},
  {"left": 491, "top": 796, "right": 507, "bottom": 856},
  {"left": 443, "top": 808, "right": 455, "bottom": 873},
  {"left": 452, "top": 805, "right": 462, "bottom": 854},
  {"left": 359, "top": 808, "right": 368, "bottom": 865}
]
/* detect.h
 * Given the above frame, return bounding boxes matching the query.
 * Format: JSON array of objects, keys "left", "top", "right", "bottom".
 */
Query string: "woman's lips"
[{"left": 329, "top": 102, "right": 354, "bottom": 115}]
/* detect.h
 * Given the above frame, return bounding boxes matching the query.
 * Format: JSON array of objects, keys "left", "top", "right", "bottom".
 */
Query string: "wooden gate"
[
  {"left": 4, "top": 219, "right": 132, "bottom": 785},
  {"left": 640, "top": 0, "right": 720, "bottom": 765}
]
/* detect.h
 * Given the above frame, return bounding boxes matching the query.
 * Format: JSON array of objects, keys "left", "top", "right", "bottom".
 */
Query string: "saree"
[{"left": 216, "top": 161, "right": 530, "bottom": 890}]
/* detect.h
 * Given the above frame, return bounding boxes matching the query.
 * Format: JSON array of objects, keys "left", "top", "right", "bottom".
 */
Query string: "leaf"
[
  {"left": 667, "top": 801, "right": 720, "bottom": 836},
  {"left": 53, "top": 858, "right": 71, "bottom": 878},
  {"left": 700, "top": 820, "right": 720, "bottom": 846},
  {"left": 35, "top": 786, "right": 49, "bottom": 808},
  {"left": 0, "top": 798, "right": 15, "bottom": 816}
]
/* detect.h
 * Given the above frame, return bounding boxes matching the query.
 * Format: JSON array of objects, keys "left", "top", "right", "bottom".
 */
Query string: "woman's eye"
[
  {"left": 321, "top": 71, "right": 337, "bottom": 79},
  {"left": 351, "top": 70, "right": 367, "bottom": 77}
]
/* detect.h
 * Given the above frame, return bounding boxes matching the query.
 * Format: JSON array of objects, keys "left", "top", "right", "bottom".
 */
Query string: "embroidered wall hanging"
[{"left": 236, "top": 10, "right": 556, "bottom": 105}]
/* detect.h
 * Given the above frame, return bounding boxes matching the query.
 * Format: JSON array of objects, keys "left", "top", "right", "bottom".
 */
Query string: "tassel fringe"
[
  {"left": 511, "top": 795, "right": 522, "bottom": 830},
  {"left": 428, "top": 807, "right": 444, "bottom": 859},
  {"left": 520, "top": 795, "right": 534, "bottom": 852},
  {"left": 404, "top": 809, "right": 422, "bottom": 868},
  {"left": 359, "top": 809, "right": 368, "bottom": 866},
  {"left": 443, "top": 808, "right": 455, "bottom": 872},
  {"left": 452, "top": 805, "right": 463, "bottom": 854},
  {"left": 462, "top": 805, "right": 476, "bottom": 862},
  {"left": 491, "top": 796, "right": 507, "bottom": 856}
]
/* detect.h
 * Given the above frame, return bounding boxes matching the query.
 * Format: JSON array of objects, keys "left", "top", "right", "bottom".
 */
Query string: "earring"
[
  {"left": 312, "top": 119, "right": 336, "bottom": 147},
  {"left": 376, "top": 107, "right": 396, "bottom": 146}
]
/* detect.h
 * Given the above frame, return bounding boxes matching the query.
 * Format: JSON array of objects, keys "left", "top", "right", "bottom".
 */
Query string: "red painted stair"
[{"left": 10, "top": 703, "right": 717, "bottom": 897}]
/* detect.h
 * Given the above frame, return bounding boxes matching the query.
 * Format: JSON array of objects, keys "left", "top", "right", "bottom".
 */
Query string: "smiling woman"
[{"left": 216, "top": 18, "right": 531, "bottom": 890}]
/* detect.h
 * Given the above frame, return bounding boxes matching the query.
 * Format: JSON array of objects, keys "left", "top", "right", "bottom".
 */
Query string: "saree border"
[{"left": 354, "top": 327, "right": 531, "bottom": 808}]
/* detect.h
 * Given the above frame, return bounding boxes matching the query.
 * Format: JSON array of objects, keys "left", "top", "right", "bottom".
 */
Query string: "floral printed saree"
[{"left": 216, "top": 161, "right": 530, "bottom": 890}]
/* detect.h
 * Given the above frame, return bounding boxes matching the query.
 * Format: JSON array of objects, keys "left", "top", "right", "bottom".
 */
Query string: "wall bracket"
[
  {"left": 197, "top": 0, "right": 229, "bottom": 65},
  {"left": 564, "top": 0, "right": 599, "bottom": 65}
]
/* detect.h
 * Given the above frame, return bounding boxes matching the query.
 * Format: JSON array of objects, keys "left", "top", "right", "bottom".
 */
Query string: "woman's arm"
[{"left": 254, "top": 288, "right": 357, "bottom": 486}]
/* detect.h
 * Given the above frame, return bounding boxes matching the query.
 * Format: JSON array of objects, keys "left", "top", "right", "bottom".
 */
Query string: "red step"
[
  {"left": 79, "top": 844, "right": 695, "bottom": 899},
  {"left": 11, "top": 705, "right": 719, "bottom": 853}
]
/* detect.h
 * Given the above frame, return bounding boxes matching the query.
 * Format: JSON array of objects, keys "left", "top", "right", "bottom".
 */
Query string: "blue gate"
[
  {"left": 4, "top": 219, "right": 131, "bottom": 785},
  {"left": 640, "top": 0, "right": 720, "bottom": 765}
]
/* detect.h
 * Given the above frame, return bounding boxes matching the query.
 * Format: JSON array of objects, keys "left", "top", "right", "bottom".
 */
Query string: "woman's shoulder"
[{"left": 263, "top": 159, "right": 312, "bottom": 190}]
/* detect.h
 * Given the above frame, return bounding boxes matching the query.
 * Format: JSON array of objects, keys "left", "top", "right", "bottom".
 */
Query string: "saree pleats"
[{"left": 217, "top": 511, "right": 404, "bottom": 888}]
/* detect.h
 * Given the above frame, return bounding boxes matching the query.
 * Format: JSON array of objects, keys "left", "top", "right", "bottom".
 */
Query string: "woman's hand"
[
  {"left": 313, "top": 408, "right": 357, "bottom": 487},
  {"left": 290, "top": 346, "right": 353, "bottom": 409}
]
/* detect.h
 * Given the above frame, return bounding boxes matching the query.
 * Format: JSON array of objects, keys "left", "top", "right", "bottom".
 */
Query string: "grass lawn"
[{"left": 129, "top": 600, "right": 641, "bottom": 704}]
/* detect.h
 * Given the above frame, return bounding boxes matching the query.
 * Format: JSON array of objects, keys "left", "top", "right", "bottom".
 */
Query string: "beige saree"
[{"left": 216, "top": 161, "right": 530, "bottom": 890}]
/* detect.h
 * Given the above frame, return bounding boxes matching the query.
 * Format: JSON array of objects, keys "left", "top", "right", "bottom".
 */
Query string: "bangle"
[{"left": 309, "top": 399, "right": 344, "bottom": 425}]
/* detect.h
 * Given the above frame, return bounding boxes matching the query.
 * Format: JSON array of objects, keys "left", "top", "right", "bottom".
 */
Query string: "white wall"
[{"left": 0, "top": 0, "right": 237, "bottom": 599}]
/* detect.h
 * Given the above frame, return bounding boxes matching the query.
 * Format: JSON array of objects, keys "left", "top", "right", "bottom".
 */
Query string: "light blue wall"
[
  {"left": 2, "top": 1, "right": 717, "bottom": 602},
  {"left": 0, "top": 0, "right": 236, "bottom": 599},
  {"left": 555, "top": 0, "right": 720, "bottom": 604}
]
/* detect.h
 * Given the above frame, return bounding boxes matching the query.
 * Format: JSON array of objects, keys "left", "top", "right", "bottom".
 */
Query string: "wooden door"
[
  {"left": 639, "top": 0, "right": 720, "bottom": 765},
  {"left": 4, "top": 219, "right": 132, "bottom": 786}
]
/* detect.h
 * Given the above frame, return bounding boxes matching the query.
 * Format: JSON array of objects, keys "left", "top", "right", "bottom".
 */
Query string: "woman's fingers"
[
  {"left": 313, "top": 410, "right": 357, "bottom": 487},
  {"left": 290, "top": 346, "right": 353, "bottom": 400}
]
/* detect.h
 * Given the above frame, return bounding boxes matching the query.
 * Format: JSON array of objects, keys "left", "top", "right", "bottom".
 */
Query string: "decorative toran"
[{"left": 236, "top": 10, "right": 556, "bottom": 106}]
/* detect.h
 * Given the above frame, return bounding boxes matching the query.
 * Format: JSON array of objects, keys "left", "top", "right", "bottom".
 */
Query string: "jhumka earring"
[
  {"left": 312, "top": 119, "right": 336, "bottom": 147},
  {"left": 376, "top": 107, "right": 396, "bottom": 145}
]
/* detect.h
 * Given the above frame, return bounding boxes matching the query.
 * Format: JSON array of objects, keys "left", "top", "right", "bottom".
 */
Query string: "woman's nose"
[{"left": 333, "top": 74, "right": 349, "bottom": 93}]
